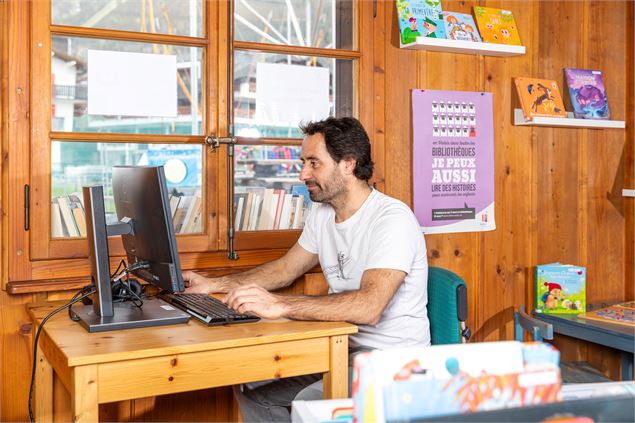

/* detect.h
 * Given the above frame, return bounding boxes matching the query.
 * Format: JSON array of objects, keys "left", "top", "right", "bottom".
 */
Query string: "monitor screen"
[
  {"left": 112, "top": 165, "right": 184, "bottom": 293},
  {"left": 74, "top": 165, "right": 190, "bottom": 332}
]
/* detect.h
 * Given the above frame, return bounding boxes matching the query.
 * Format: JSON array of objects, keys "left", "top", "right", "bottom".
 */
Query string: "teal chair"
[{"left": 427, "top": 266, "right": 471, "bottom": 345}]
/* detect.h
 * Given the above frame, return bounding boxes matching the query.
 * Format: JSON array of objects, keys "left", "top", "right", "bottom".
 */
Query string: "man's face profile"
[{"left": 299, "top": 133, "right": 347, "bottom": 204}]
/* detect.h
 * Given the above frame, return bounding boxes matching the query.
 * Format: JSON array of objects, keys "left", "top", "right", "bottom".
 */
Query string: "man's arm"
[
  {"left": 183, "top": 242, "right": 319, "bottom": 293},
  {"left": 223, "top": 268, "right": 406, "bottom": 325}
]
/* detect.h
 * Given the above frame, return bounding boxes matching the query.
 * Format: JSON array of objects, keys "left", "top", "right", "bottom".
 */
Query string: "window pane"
[
  {"left": 52, "top": 36, "right": 203, "bottom": 135},
  {"left": 234, "top": 144, "right": 312, "bottom": 231},
  {"left": 234, "top": 0, "right": 353, "bottom": 50},
  {"left": 51, "top": 141, "right": 203, "bottom": 237},
  {"left": 52, "top": 0, "right": 203, "bottom": 37},
  {"left": 233, "top": 51, "right": 353, "bottom": 138}
]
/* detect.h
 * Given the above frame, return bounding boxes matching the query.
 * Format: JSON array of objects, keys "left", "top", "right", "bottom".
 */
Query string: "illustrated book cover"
[
  {"left": 473, "top": 6, "right": 522, "bottom": 45},
  {"left": 395, "top": 0, "right": 446, "bottom": 46},
  {"left": 564, "top": 68, "right": 611, "bottom": 119},
  {"left": 442, "top": 11, "right": 481, "bottom": 42},
  {"left": 535, "top": 263, "right": 586, "bottom": 315},
  {"left": 514, "top": 77, "right": 567, "bottom": 119}
]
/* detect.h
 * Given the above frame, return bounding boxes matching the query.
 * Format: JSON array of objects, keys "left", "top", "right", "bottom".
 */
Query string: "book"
[
  {"left": 535, "top": 263, "right": 586, "bottom": 314},
  {"left": 443, "top": 11, "right": 481, "bottom": 42},
  {"left": 181, "top": 191, "right": 202, "bottom": 233},
  {"left": 68, "top": 194, "right": 87, "bottom": 237},
  {"left": 473, "top": 6, "right": 522, "bottom": 45},
  {"left": 169, "top": 194, "right": 182, "bottom": 219},
  {"left": 395, "top": 0, "right": 446, "bottom": 45},
  {"left": 514, "top": 77, "right": 567, "bottom": 119},
  {"left": 563, "top": 68, "right": 611, "bottom": 119},
  {"left": 50, "top": 199, "right": 67, "bottom": 238},
  {"left": 57, "top": 195, "right": 80, "bottom": 237}
]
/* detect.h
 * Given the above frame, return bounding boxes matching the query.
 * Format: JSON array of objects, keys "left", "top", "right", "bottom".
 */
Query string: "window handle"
[{"left": 204, "top": 135, "right": 236, "bottom": 152}]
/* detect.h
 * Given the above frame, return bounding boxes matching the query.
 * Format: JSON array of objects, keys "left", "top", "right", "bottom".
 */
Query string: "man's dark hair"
[{"left": 299, "top": 117, "right": 374, "bottom": 181}]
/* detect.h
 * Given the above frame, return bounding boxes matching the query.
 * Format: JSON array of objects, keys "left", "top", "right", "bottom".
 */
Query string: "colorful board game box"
[
  {"left": 353, "top": 342, "right": 561, "bottom": 422},
  {"left": 564, "top": 68, "right": 611, "bottom": 119},
  {"left": 395, "top": 0, "right": 446, "bottom": 46},
  {"left": 442, "top": 11, "right": 481, "bottom": 42},
  {"left": 535, "top": 263, "right": 586, "bottom": 314}
]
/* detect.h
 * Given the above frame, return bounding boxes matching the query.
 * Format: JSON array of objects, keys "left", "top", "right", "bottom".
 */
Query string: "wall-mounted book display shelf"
[
  {"left": 401, "top": 37, "right": 525, "bottom": 57},
  {"left": 513, "top": 109, "right": 626, "bottom": 129}
]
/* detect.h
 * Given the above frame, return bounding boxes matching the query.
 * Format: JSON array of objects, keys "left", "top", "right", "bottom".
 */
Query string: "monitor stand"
[{"left": 71, "top": 297, "right": 190, "bottom": 333}]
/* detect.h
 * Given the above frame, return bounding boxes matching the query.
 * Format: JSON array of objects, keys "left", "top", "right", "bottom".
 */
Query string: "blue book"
[{"left": 291, "top": 184, "right": 313, "bottom": 210}]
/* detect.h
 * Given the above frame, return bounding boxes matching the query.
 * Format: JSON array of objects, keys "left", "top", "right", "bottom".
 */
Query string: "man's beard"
[{"left": 305, "top": 170, "right": 346, "bottom": 204}]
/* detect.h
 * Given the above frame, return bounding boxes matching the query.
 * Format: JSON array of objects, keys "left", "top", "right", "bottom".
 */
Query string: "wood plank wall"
[
  {"left": 0, "top": 0, "right": 633, "bottom": 421},
  {"left": 379, "top": 0, "right": 634, "bottom": 374}
]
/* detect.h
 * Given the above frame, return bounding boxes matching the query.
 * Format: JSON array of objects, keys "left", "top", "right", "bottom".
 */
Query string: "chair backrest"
[
  {"left": 427, "top": 266, "right": 469, "bottom": 345},
  {"left": 514, "top": 305, "right": 553, "bottom": 342}
]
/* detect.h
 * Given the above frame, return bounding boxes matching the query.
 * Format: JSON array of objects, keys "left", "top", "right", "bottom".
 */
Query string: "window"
[
  {"left": 232, "top": 0, "right": 359, "bottom": 239},
  {"left": 31, "top": 0, "right": 213, "bottom": 260}
]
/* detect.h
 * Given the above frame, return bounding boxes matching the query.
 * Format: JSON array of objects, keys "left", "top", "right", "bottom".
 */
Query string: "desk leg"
[
  {"left": 621, "top": 352, "right": 634, "bottom": 381},
  {"left": 323, "top": 335, "right": 348, "bottom": 399},
  {"left": 35, "top": 345, "right": 53, "bottom": 423},
  {"left": 71, "top": 365, "right": 98, "bottom": 423}
]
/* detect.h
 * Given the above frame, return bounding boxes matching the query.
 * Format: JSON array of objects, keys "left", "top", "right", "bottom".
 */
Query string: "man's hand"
[
  {"left": 223, "top": 284, "right": 289, "bottom": 320},
  {"left": 182, "top": 270, "right": 213, "bottom": 294}
]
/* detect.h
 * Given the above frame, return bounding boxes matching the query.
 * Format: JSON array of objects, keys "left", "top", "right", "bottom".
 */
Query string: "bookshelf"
[
  {"left": 401, "top": 37, "right": 525, "bottom": 56},
  {"left": 513, "top": 109, "right": 626, "bottom": 129}
]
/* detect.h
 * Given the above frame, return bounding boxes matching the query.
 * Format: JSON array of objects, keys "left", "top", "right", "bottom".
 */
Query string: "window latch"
[{"left": 204, "top": 135, "right": 236, "bottom": 152}]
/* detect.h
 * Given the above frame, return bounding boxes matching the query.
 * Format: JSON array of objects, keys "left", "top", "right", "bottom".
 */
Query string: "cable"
[{"left": 28, "top": 288, "right": 95, "bottom": 423}]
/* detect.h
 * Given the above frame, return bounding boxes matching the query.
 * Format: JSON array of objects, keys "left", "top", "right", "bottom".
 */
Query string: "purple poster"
[{"left": 412, "top": 89, "right": 495, "bottom": 234}]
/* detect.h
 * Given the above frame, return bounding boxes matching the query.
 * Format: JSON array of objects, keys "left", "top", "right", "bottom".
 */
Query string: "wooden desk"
[
  {"left": 533, "top": 310, "right": 635, "bottom": 380},
  {"left": 28, "top": 301, "right": 357, "bottom": 423}
]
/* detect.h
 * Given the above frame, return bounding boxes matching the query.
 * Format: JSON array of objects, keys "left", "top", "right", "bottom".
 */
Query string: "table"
[
  {"left": 533, "top": 309, "right": 635, "bottom": 380},
  {"left": 29, "top": 301, "right": 357, "bottom": 423}
]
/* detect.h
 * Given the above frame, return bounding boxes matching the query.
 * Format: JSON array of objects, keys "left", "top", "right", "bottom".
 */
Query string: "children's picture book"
[
  {"left": 535, "top": 263, "right": 586, "bottom": 315},
  {"left": 580, "top": 303, "right": 635, "bottom": 327},
  {"left": 564, "top": 68, "right": 611, "bottom": 119},
  {"left": 442, "top": 11, "right": 481, "bottom": 42},
  {"left": 395, "top": 0, "right": 446, "bottom": 46},
  {"left": 514, "top": 77, "right": 567, "bottom": 119},
  {"left": 473, "top": 6, "right": 522, "bottom": 45}
]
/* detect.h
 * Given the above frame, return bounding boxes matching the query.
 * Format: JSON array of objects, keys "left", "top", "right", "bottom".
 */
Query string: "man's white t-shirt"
[{"left": 298, "top": 189, "right": 430, "bottom": 350}]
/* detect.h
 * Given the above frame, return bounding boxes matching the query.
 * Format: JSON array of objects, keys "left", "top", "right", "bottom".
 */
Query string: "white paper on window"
[
  {"left": 256, "top": 63, "right": 330, "bottom": 126},
  {"left": 87, "top": 50, "right": 177, "bottom": 117}
]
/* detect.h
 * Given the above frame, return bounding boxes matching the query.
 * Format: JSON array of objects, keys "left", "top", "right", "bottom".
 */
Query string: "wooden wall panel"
[
  {"left": 478, "top": 0, "right": 539, "bottom": 342},
  {"left": 1, "top": 1, "right": 634, "bottom": 421}
]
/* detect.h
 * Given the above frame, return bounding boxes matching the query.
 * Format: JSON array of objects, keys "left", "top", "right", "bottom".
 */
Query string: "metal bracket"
[{"left": 204, "top": 135, "right": 236, "bottom": 152}]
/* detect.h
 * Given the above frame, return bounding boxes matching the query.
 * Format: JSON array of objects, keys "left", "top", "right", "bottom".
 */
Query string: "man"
[{"left": 184, "top": 117, "right": 429, "bottom": 421}]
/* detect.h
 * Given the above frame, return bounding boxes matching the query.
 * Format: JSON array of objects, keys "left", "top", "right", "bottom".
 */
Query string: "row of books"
[
  {"left": 169, "top": 191, "right": 203, "bottom": 234},
  {"left": 515, "top": 68, "right": 611, "bottom": 120},
  {"left": 396, "top": 1, "right": 522, "bottom": 46},
  {"left": 51, "top": 194, "right": 86, "bottom": 238},
  {"left": 235, "top": 145, "right": 301, "bottom": 161},
  {"left": 234, "top": 186, "right": 314, "bottom": 231}
]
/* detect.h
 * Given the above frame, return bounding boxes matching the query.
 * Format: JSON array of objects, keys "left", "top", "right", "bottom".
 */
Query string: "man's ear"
[{"left": 341, "top": 158, "right": 356, "bottom": 176}]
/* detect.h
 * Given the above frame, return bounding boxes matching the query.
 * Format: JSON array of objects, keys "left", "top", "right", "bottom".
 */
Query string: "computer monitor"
[{"left": 72, "top": 165, "right": 190, "bottom": 332}]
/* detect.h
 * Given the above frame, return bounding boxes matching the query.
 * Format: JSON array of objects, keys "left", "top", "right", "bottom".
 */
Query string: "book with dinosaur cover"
[
  {"left": 395, "top": 0, "right": 446, "bottom": 46},
  {"left": 535, "top": 263, "right": 586, "bottom": 315},
  {"left": 443, "top": 11, "right": 481, "bottom": 42},
  {"left": 514, "top": 77, "right": 567, "bottom": 119},
  {"left": 564, "top": 68, "right": 611, "bottom": 119},
  {"left": 473, "top": 6, "right": 522, "bottom": 45}
]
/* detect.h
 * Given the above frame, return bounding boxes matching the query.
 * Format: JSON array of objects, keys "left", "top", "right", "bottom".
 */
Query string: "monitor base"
[{"left": 72, "top": 298, "right": 190, "bottom": 333}]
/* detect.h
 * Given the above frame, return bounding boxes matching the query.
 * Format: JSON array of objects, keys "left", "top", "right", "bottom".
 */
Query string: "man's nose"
[{"left": 299, "top": 164, "right": 310, "bottom": 181}]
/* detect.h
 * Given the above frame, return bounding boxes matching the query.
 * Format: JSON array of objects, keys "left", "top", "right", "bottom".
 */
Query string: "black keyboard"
[{"left": 159, "top": 293, "right": 260, "bottom": 326}]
